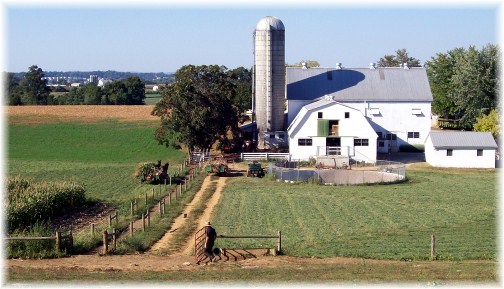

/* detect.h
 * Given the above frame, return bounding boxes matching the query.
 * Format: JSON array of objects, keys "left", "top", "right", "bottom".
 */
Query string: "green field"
[
  {"left": 7, "top": 118, "right": 498, "bottom": 262},
  {"left": 213, "top": 167, "right": 497, "bottom": 261},
  {"left": 8, "top": 121, "right": 186, "bottom": 210}
]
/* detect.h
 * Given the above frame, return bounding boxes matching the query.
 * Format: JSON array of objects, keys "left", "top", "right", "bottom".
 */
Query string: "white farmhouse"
[
  {"left": 286, "top": 65, "right": 433, "bottom": 161},
  {"left": 287, "top": 98, "right": 377, "bottom": 162},
  {"left": 424, "top": 131, "right": 498, "bottom": 168}
]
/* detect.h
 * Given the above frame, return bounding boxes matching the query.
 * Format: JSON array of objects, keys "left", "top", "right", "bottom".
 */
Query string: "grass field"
[
  {"left": 6, "top": 106, "right": 498, "bottom": 262},
  {"left": 212, "top": 166, "right": 497, "bottom": 261},
  {"left": 7, "top": 108, "right": 186, "bottom": 211}
]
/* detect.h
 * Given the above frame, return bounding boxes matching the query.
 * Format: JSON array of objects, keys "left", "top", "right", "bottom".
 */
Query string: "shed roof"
[
  {"left": 427, "top": 131, "right": 498, "bottom": 149},
  {"left": 286, "top": 67, "right": 433, "bottom": 102}
]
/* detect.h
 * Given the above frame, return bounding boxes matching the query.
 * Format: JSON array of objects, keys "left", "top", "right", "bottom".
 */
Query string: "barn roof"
[
  {"left": 286, "top": 67, "right": 433, "bottom": 102},
  {"left": 427, "top": 131, "right": 498, "bottom": 149}
]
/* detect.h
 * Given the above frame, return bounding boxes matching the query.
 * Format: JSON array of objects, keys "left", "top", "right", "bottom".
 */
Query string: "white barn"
[
  {"left": 424, "top": 131, "right": 497, "bottom": 168},
  {"left": 287, "top": 98, "right": 377, "bottom": 162},
  {"left": 285, "top": 65, "right": 433, "bottom": 161}
]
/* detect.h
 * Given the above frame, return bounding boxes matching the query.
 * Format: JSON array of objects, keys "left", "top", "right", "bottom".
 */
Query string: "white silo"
[{"left": 253, "top": 16, "right": 285, "bottom": 149}]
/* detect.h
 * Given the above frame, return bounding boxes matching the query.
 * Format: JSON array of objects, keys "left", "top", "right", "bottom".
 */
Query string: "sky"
[{"left": 1, "top": 1, "right": 501, "bottom": 73}]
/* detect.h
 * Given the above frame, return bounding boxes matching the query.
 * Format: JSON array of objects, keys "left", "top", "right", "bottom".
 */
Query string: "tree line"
[{"left": 6, "top": 65, "right": 147, "bottom": 105}]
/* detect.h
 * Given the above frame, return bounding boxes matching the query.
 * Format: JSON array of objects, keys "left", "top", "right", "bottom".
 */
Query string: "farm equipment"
[
  {"left": 247, "top": 161, "right": 265, "bottom": 177},
  {"left": 138, "top": 161, "right": 169, "bottom": 183},
  {"left": 205, "top": 161, "right": 228, "bottom": 176}
]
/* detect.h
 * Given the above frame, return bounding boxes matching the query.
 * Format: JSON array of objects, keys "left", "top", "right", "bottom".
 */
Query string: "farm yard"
[{"left": 5, "top": 106, "right": 498, "bottom": 284}]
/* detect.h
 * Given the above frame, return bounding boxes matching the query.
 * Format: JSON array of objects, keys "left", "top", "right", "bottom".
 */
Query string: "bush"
[{"left": 7, "top": 176, "right": 86, "bottom": 232}]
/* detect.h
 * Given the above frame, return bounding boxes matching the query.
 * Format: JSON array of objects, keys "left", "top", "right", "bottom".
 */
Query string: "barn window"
[
  {"left": 318, "top": 112, "right": 323, "bottom": 119},
  {"left": 345, "top": 112, "right": 350, "bottom": 119},
  {"left": 354, "top": 139, "right": 369, "bottom": 146},
  {"left": 407, "top": 132, "right": 420, "bottom": 139},
  {"left": 386, "top": 133, "right": 397, "bottom": 140},
  {"left": 298, "top": 138, "right": 312, "bottom": 146},
  {"left": 378, "top": 141, "right": 384, "bottom": 147},
  {"left": 477, "top": 149, "right": 483, "bottom": 156},
  {"left": 447, "top": 149, "right": 453, "bottom": 156}
]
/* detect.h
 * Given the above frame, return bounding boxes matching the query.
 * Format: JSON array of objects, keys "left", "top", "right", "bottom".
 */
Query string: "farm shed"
[
  {"left": 286, "top": 65, "right": 432, "bottom": 153},
  {"left": 287, "top": 98, "right": 378, "bottom": 162},
  {"left": 424, "top": 131, "right": 498, "bottom": 168}
]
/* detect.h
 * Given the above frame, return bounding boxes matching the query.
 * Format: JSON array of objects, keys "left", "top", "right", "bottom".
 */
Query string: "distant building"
[
  {"left": 89, "top": 75, "right": 99, "bottom": 85},
  {"left": 98, "top": 78, "right": 112, "bottom": 87},
  {"left": 70, "top": 83, "right": 81, "bottom": 87},
  {"left": 153, "top": 85, "right": 159, "bottom": 92}
]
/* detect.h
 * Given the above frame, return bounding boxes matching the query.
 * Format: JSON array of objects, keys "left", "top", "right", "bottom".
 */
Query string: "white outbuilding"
[
  {"left": 424, "top": 131, "right": 497, "bottom": 168},
  {"left": 287, "top": 98, "right": 378, "bottom": 162}
]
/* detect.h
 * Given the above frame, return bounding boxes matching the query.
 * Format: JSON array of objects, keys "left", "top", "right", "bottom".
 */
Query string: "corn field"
[{"left": 7, "top": 176, "right": 86, "bottom": 232}]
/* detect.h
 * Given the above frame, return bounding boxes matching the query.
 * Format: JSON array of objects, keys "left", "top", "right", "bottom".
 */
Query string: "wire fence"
[{"left": 269, "top": 160, "right": 406, "bottom": 185}]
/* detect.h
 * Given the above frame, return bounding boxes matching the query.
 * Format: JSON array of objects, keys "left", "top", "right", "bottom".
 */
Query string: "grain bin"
[{"left": 253, "top": 16, "right": 285, "bottom": 149}]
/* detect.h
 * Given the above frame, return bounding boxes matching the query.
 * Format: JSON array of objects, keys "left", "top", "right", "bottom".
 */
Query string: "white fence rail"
[{"left": 241, "top": 153, "right": 291, "bottom": 161}]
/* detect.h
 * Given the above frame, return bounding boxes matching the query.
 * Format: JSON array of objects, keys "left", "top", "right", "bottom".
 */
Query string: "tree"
[
  {"left": 5, "top": 72, "right": 22, "bottom": 105},
  {"left": 426, "top": 48, "right": 465, "bottom": 117},
  {"left": 473, "top": 109, "right": 500, "bottom": 140},
  {"left": 82, "top": 83, "right": 102, "bottom": 105},
  {"left": 152, "top": 65, "right": 239, "bottom": 151},
  {"left": 226, "top": 67, "right": 252, "bottom": 113},
  {"left": 427, "top": 44, "right": 499, "bottom": 129},
  {"left": 18, "top": 65, "right": 52, "bottom": 105},
  {"left": 286, "top": 60, "right": 320, "bottom": 68},
  {"left": 123, "top": 76, "right": 146, "bottom": 105},
  {"left": 449, "top": 44, "right": 498, "bottom": 128},
  {"left": 377, "top": 49, "right": 421, "bottom": 67}
]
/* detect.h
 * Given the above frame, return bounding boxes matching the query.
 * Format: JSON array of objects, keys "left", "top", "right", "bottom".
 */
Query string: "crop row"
[{"left": 7, "top": 176, "right": 86, "bottom": 232}]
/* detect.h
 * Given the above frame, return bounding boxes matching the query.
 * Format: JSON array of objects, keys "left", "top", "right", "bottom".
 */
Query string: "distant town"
[{"left": 10, "top": 70, "right": 174, "bottom": 86}]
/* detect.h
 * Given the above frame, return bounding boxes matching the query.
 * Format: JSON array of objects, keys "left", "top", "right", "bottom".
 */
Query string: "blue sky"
[{"left": 2, "top": 3, "right": 499, "bottom": 73}]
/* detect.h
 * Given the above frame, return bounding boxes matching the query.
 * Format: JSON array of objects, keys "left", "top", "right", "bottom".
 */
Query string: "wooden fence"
[
  {"left": 194, "top": 227, "right": 282, "bottom": 264},
  {"left": 5, "top": 230, "right": 73, "bottom": 253}
]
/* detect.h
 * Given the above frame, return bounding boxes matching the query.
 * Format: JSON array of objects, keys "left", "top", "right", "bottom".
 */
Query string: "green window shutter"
[{"left": 317, "top": 119, "right": 329, "bottom": 136}]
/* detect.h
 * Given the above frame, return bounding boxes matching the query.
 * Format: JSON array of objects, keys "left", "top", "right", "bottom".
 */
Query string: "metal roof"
[
  {"left": 427, "top": 131, "right": 498, "bottom": 149},
  {"left": 286, "top": 67, "right": 433, "bottom": 102},
  {"left": 256, "top": 16, "right": 285, "bottom": 31}
]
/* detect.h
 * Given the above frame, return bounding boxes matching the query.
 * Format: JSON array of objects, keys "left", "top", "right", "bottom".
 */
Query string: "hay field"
[{"left": 6, "top": 105, "right": 158, "bottom": 124}]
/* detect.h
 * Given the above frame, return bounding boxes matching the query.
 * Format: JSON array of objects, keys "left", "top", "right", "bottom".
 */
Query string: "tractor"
[{"left": 247, "top": 161, "right": 265, "bottom": 177}]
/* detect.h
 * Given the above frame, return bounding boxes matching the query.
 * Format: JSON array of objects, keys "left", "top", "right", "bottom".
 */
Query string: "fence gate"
[{"left": 194, "top": 226, "right": 207, "bottom": 264}]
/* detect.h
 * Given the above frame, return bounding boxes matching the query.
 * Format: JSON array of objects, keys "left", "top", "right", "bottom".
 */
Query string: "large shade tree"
[
  {"left": 18, "top": 65, "right": 51, "bottom": 105},
  {"left": 152, "top": 65, "right": 240, "bottom": 151},
  {"left": 427, "top": 44, "right": 499, "bottom": 129}
]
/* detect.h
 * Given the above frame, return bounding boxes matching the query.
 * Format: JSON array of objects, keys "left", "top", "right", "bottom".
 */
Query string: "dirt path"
[{"left": 148, "top": 174, "right": 226, "bottom": 253}]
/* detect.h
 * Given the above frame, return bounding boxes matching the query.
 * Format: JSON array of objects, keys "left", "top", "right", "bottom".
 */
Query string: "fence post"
[
  {"left": 431, "top": 234, "right": 436, "bottom": 261},
  {"left": 277, "top": 231, "right": 282, "bottom": 254},
  {"left": 103, "top": 230, "right": 108, "bottom": 255},
  {"left": 55, "top": 231, "right": 62, "bottom": 253},
  {"left": 112, "top": 228, "right": 117, "bottom": 251},
  {"left": 91, "top": 223, "right": 95, "bottom": 236},
  {"left": 147, "top": 211, "right": 151, "bottom": 227},
  {"left": 142, "top": 214, "right": 146, "bottom": 232},
  {"left": 130, "top": 221, "right": 134, "bottom": 237}
]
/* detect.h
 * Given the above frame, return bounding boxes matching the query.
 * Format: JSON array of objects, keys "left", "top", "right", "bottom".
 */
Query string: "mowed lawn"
[
  {"left": 8, "top": 119, "right": 186, "bottom": 209},
  {"left": 212, "top": 166, "right": 497, "bottom": 261}
]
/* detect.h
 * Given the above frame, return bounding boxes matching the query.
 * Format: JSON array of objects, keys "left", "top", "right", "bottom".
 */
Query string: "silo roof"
[
  {"left": 256, "top": 16, "right": 285, "bottom": 31},
  {"left": 427, "top": 131, "right": 498, "bottom": 149},
  {"left": 286, "top": 67, "right": 433, "bottom": 102}
]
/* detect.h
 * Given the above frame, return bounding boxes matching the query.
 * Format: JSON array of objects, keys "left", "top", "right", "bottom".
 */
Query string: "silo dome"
[{"left": 255, "top": 16, "right": 285, "bottom": 31}]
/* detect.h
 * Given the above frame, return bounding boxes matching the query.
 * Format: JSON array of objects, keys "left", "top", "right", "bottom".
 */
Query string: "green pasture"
[
  {"left": 8, "top": 121, "right": 186, "bottom": 210},
  {"left": 7, "top": 118, "right": 498, "bottom": 261},
  {"left": 212, "top": 167, "right": 497, "bottom": 261}
]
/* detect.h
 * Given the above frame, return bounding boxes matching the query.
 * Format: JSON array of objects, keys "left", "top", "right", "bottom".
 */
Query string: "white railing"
[
  {"left": 316, "top": 146, "right": 351, "bottom": 157},
  {"left": 241, "top": 153, "right": 291, "bottom": 161}
]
